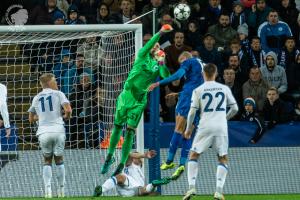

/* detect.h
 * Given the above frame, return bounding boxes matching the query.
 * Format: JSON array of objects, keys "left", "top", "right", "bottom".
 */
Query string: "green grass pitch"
[{"left": 1, "top": 195, "right": 300, "bottom": 200}]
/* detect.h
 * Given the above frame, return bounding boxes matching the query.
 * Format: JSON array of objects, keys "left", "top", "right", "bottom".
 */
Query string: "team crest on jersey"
[
  {"left": 153, "top": 65, "right": 159, "bottom": 71},
  {"left": 5, "top": 5, "right": 28, "bottom": 25}
]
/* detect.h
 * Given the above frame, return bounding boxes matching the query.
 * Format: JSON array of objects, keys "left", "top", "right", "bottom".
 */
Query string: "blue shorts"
[{"left": 175, "top": 91, "right": 200, "bottom": 126}]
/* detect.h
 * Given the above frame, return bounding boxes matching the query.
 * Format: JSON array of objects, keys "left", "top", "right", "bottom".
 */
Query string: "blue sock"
[
  {"left": 166, "top": 131, "right": 182, "bottom": 164},
  {"left": 180, "top": 137, "right": 192, "bottom": 166}
]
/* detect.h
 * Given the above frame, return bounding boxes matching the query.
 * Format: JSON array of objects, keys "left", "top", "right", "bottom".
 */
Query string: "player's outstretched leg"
[
  {"left": 94, "top": 176, "right": 118, "bottom": 197},
  {"left": 151, "top": 177, "right": 171, "bottom": 187},
  {"left": 112, "top": 127, "right": 135, "bottom": 176},
  {"left": 171, "top": 137, "right": 192, "bottom": 180},
  {"left": 101, "top": 124, "right": 122, "bottom": 174},
  {"left": 160, "top": 131, "right": 181, "bottom": 170}
]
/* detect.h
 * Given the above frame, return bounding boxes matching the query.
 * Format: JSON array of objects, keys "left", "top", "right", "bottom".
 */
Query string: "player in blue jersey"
[
  {"left": 149, "top": 51, "right": 204, "bottom": 180},
  {"left": 28, "top": 73, "right": 72, "bottom": 198}
]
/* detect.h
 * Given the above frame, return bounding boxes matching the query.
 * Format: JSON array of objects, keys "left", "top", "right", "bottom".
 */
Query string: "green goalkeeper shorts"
[{"left": 114, "top": 90, "right": 147, "bottom": 128}]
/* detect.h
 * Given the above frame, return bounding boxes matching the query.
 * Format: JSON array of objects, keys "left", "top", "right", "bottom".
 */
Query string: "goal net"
[{"left": 0, "top": 24, "right": 143, "bottom": 197}]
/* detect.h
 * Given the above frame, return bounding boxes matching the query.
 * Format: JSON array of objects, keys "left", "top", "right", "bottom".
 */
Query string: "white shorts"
[
  {"left": 116, "top": 174, "right": 142, "bottom": 197},
  {"left": 38, "top": 132, "right": 66, "bottom": 157},
  {"left": 191, "top": 132, "right": 228, "bottom": 157}
]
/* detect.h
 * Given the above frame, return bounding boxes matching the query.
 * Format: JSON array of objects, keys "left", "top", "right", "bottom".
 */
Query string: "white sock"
[
  {"left": 102, "top": 176, "right": 117, "bottom": 193},
  {"left": 56, "top": 163, "right": 65, "bottom": 188},
  {"left": 187, "top": 159, "right": 198, "bottom": 189},
  {"left": 216, "top": 163, "right": 228, "bottom": 194},
  {"left": 145, "top": 183, "right": 155, "bottom": 192},
  {"left": 43, "top": 165, "right": 52, "bottom": 193}
]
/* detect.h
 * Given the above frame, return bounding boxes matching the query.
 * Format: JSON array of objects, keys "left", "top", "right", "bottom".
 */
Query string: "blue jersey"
[{"left": 180, "top": 57, "right": 204, "bottom": 92}]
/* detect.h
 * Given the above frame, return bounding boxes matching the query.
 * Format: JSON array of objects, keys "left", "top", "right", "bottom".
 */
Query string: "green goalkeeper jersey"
[{"left": 124, "top": 32, "right": 170, "bottom": 100}]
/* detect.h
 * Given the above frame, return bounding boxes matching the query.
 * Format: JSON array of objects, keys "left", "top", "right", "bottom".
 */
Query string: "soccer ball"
[{"left": 173, "top": 3, "right": 191, "bottom": 21}]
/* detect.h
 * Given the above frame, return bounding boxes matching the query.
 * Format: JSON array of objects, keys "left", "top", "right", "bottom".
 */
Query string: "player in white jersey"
[
  {"left": 182, "top": 64, "right": 238, "bottom": 200},
  {"left": 0, "top": 83, "right": 11, "bottom": 139},
  {"left": 28, "top": 73, "right": 72, "bottom": 198},
  {"left": 94, "top": 150, "right": 172, "bottom": 197}
]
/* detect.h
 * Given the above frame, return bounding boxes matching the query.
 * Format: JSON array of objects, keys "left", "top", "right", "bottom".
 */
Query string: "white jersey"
[
  {"left": 191, "top": 81, "right": 237, "bottom": 136},
  {"left": 28, "top": 88, "right": 69, "bottom": 135},
  {"left": 0, "top": 83, "right": 10, "bottom": 128},
  {"left": 123, "top": 163, "right": 145, "bottom": 187}
]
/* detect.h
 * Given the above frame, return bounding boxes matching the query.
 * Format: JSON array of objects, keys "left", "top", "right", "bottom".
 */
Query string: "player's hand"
[
  {"left": 165, "top": 92, "right": 178, "bottom": 100},
  {"left": 160, "top": 24, "right": 173, "bottom": 33},
  {"left": 145, "top": 150, "right": 157, "bottom": 159},
  {"left": 183, "top": 130, "right": 192, "bottom": 139},
  {"left": 148, "top": 82, "right": 159, "bottom": 91},
  {"left": 5, "top": 128, "right": 11, "bottom": 139}
]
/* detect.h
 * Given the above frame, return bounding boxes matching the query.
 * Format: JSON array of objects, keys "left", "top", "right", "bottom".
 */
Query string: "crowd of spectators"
[{"left": 2, "top": 0, "right": 300, "bottom": 146}]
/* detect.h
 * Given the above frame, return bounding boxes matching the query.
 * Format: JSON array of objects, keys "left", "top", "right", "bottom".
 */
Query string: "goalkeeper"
[{"left": 101, "top": 24, "right": 173, "bottom": 176}]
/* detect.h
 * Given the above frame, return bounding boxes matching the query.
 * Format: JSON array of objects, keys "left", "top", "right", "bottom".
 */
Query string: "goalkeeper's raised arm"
[{"left": 0, "top": 83, "right": 10, "bottom": 138}]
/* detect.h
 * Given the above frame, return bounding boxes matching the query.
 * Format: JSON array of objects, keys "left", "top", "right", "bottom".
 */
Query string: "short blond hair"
[
  {"left": 40, "top": 73, "right": 55, "bottom": 88},
  {"left": 178, "top": 51, "right": 192, "bottom": 63}
]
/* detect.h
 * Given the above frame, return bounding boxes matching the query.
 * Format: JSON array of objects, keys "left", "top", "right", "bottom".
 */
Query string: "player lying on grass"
[
  {"left": 94, "top": 150, "right": 171, "bottom": 197},
  {"left": 101, "top": 24, "right": 173, "bottom": 176},
  {"left": 149, "top": 51, "right": 205, "bottom": 180}
]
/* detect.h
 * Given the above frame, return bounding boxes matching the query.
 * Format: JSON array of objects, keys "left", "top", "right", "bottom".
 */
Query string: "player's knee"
[
  {"left": 54, "top": 155, "right": 63, "bottom": 165},
  {"left": 189, "top": 151, "right": 200, "bottom": 160},
  {"left": 126, "top": 127, "right": 135, "bottom": 135},
  {"left": 44, "top": 156, "right": 53, "bottom": 165},
  {"left": 115, "top": 174, "right": 126, "bottom": 185},
  {"left": 218, "top": 155, "right": 228, "bottom": 163}
]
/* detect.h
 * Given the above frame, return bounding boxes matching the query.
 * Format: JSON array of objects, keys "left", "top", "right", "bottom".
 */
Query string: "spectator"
[
  {"left": 112, "top": 0, "right": 134, "bottom": 24},
  {"left": 227, "top": 54, "right": 248, "bottom": 85},
  {"left": 62, "top": 54, "right": 93, "bottom": 95},
  {"left": 258, "top": 10, "right": 292, "bottom": 54},
  {"left": 247, "top": 0, "right": 272, "bottom": 36},
  {"left": 263, "top": 87, "right": 293, "bottom": 129},
  {"left": 27, "top": 0, "right": 65, "bottom": 25},
  {"left": 230, "top": 0, "right": 247, "bottom": 30},
  {"left": 208, "top": 12, "right": 238, "bottom": 51},
  {"left": 260, "top": 51, "right": 288, "bottom": 94},
  {"left": 240, "top": 97, "right": 266, "bottom": 144},
  {"left": 228, "top": 38, "right": 250, "bottom": 72},
  {"left": 184, "top": 20, "right": 202, "bottom": 50},
  {"left": 102, "top": 0, "right": 135, "bottom": 14},
  {"left": 196, "top": 33, "right": 223, "bottom": 74},
  {"left": 278, "top": 36, "right": 299, "bottom": 69},
  {"left": 242, "top": 67, "right": 269, "bottom": 113},
  {"left": 141, "top": 0, "right": 169, "bottom": 34},
  {"left": 277, "top": 0, "right": 299, "bottom": 37},
  {"left": 248, "top": 36, "right": 265, "bottom": 68},
  {"left": 53, "top": 49, "right": 74, "bottom": 88},
  {"left": 68, "top": 72, "right": 96, "bottom": 149},
  {"left": 165, "top": 30, "right": 192, "bottom": 73},
  {"left": 195, "top": 0, "right": 226, "bottom": 34},
  {"left": 52, "top": 9, "right": 65, "bottom": 24},
  {"left": 56, "top": 0, "right": 70, "bottom": 16},
  {"left": 97, "top": 2, "right": 115, "bottom": 24},
  {"left": 237, "top": 23, "right": 250, "bottom": 54},
  {"left": 222, "top": 67, "right": 243, "bottom": 118},
  {"left": 65, "top": 4, "right": 85, "bottom": 24},
  {"left": 77, "top": 37, "right": 101, "bottom": 70},
  {"left": 143, "top": 33, "right": 152, "bottom": 45}
]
